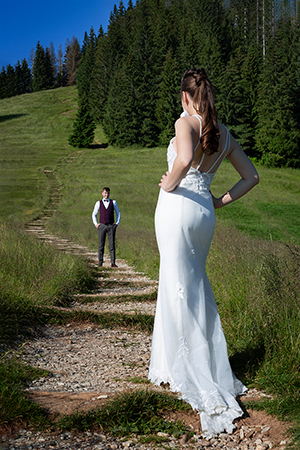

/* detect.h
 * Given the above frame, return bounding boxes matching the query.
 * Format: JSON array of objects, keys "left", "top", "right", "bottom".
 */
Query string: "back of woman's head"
[{"left": 181, "top": 68, "right": 219, "bottom": 154}]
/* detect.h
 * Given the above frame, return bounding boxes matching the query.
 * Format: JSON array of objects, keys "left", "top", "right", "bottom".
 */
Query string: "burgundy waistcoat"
[{"left": 99, "top": 200, "right": 114, "bottom": 224}]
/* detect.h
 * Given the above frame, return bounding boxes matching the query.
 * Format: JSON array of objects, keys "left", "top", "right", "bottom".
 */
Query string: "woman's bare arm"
[{"left": 211, "top": 135, "right": 259, "bottom": 209}]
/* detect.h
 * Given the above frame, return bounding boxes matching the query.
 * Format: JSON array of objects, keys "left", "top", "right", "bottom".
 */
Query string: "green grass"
[
  {"left": 0, "top": 88, "right": 300, "bottom": 446},
  {"left": 76, "top": 291, "right": 157, "bottom": 304},
  {"left": 207, "top": 224, "right": 300, "bottom": 447},
  {"left": 43, "top": 308, "right": 154, "bottom": 333},
  {"left": 57, "top": 389, "right": 192, "bottom": 440},
  {"left": 212, "top": 162, "right": 300, "bottom": 245},
  {"left": 0, "top": 86, "right": 78, "bottom": 222},
  {"left": 0, "top": 221, "right": 94, "bottom": 308},
  {"left": 0, "top": 355, "right": 51, "bottom": 430},
  {"left": 126, "top": 376, "right": 151, "bottom": 384}
]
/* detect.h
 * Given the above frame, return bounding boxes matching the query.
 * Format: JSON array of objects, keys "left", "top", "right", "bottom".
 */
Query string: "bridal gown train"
[{"left": 148, "top": 116, "right": 246, "bottom": 438}]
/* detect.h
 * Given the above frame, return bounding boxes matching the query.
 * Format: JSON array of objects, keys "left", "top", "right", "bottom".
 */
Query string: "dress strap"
[
  {"left": 196, "top": 153, "right": 205, "bottom": 171},
  {"left": 192, "top": 115, "right": 202, "bottom": 153},
  {"left": 205, "top": 126, "right": 230, "bottom": 174}
]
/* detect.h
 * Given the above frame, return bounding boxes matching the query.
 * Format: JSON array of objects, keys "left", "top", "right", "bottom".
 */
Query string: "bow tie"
[{"left": 103, "top": 199, "right": 109, "bottom": 202}]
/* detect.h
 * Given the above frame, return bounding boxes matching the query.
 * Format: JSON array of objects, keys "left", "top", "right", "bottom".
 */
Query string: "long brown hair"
[{"left": 181, "top": 68, "right": 219, "bottom": 155}]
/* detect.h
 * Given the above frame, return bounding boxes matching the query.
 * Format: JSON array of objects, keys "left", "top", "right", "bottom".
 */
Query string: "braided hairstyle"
[{"left": 181, "top": 68, "right": 219, "bottom": 155}]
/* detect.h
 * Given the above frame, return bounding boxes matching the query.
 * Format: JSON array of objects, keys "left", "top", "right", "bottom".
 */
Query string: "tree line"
[
  {"left": 1, "top": 0, "right": 299, "bottom": 167},
  {"left": 0, "top": 36, "right": 81, "bottom": 98},
  {"left": 69, "top": 0, "right": 300, "bottom": 168}
]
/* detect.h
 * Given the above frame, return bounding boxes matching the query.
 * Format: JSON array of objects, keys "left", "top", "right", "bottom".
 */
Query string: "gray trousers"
[{"left": 98, "top": 223, "right": 117, "bottom": 265}]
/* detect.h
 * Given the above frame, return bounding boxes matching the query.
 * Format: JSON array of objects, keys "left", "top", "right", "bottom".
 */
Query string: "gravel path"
[{"left": 22, "top": 325, "right": 152, "bottom": 395}]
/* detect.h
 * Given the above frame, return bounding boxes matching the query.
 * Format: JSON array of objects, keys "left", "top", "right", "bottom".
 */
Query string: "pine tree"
[
  {"left": 15, "top": 61, "right": 23, "bottom": 95},
  {"left": 21, "top": 58, "right": 32, "bottom": 93},
  {"left": 68, "top": 99, "right": 95, "bottom": 148},
  {"left": 156, "top": 50, "right": 182, "bottom": 145},
  {"left": 217, "top": 51, "right": 243, "bottom": 128},
  {"left": 0, "top": 67, "right": 7, "bottom": 99},
  {"left": 130, "top": 0, "right": 160, "bottom": 146},
  {"left": 65, "top": 36, "right": 80, "bottom": 86},
  {"left": 76, "top": 28, "right": 95, "bottom": 99},
  {"left": 238, "top": 44, "right": 260, "bottom": 156},
  {"left": 28, "top": 48, "right": 34, "bottom": 71},
  {"left": 69, "top": 28, "right": 96, "bottom": 148},
  {"left": 218, "top": 44, "right": 260, "bottom": 157},
  {"left": 32, "top": 41, "right": 47, "bottom": 91},
  {"left": 90, "top": 26, "right": 109, "bottom": 122},
  {"left": 48, "top": 42, "right": 56, "bottom": 80},
  {"left": 103, "top": 57, "right": 139, "bottom": 145},
  {"left": 44, "top": 47, "right": 55, "bottom": 89},
  {"left": 6, "top": 64, "right": 17, "bottom": 97},
  {"left": 56, "top": 44, "right": 66, "bottom": 87},
  {"left": 255, "top": 18, "right": 300, "bottom": 167}
]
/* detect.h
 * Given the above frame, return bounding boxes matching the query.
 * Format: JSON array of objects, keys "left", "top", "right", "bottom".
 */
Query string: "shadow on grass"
[
  {"left": 89, "top": 143, "right": 108, "bottom": 149},
  {"left": 0, "top": 114, "right": 27, "bottom": 123},
  {"left": 0, "top": 301, "right": 155, "bottom": 349},
  {"left": 0, "top": 300, "right": 46, "bottom": 347},
  {"left": 230, "top": 344, "right": 266, "bottom": 384}
]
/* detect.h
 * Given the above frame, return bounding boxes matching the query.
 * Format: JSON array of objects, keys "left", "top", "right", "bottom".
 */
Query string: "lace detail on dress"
[
  {"left": 167, "top": 123, "right": 230, "bottom": 192},
  {"left": 167, "top": 140, "right": 215, "bottom": 192},
  {"left": 148, "top": 367, "right": 245, "bottom": 438},
  {"left": 176, "top": 282, "right": 185, "bottom": 301},
  {"left": 176, "top": 336, "right": 189, "bottom": 358}
]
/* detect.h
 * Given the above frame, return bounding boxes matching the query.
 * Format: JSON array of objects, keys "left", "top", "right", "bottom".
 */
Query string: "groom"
[{"left": 92, "top": 187, "right": 121, "bottom": 267}]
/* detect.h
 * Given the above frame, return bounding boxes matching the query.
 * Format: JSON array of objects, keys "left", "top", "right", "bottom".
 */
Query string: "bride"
[{"left": 148, "top": 68, "right": 259, "bottom": 437}]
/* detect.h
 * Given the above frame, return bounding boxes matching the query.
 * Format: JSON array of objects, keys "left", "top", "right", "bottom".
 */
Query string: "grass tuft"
[
  {"left": 0, "top": 356, "right": 50, "bottom": 430},
  {"left": 57, "top": 389, "right": 192, "bottom": 438}
]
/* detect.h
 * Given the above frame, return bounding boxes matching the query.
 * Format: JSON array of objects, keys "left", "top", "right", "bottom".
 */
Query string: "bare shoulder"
[
  {"left": 175, "top": 116, "right": 192, "bottom": 128},
  {"left": 175, "top": 116, "right": 197, "bottom": 135}
]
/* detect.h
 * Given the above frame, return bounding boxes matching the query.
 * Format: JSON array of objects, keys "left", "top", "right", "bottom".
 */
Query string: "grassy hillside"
[
  {"left": 0, "top": 88, "right": 300, "bottom": 446},
  {"left": 1, "top": 86, "right": 300, "bottom": 266},
  {"left": 0, "top": 86, "right": 78, "bottom": 222}
]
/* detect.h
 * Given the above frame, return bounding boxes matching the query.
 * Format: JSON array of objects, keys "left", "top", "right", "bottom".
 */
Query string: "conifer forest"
[{"left": 1, "top": 0, "right": 300, "bottom": 167}]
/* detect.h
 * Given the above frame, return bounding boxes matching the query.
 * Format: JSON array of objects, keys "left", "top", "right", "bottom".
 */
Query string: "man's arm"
[
  {"left": 92, "top": 201, "right": 100, "bottom": 227},
  {"left": 113, "top": 200, "right": 121, "bottom": 225}
]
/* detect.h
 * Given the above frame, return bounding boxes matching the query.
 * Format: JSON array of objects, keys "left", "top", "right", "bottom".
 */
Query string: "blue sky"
[{"left": 0, "top": 0, "right": 132, "bottom": 69}]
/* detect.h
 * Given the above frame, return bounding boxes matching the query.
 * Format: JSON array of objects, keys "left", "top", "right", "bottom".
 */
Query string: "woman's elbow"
[
  {"left": 253, "top": 173, "right": 259, "bottom": 185},
  {"left": 244, "top": 171, "right": 259, "bottom": 188}
]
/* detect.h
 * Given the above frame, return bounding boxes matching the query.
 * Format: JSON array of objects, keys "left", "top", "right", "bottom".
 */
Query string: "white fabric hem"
[{"left": 148, "top": 368, "right": 246, "bottom": 438}]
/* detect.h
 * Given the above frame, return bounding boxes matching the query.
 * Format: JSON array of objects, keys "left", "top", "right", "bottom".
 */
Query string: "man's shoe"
[{"left": 111, "top": 263, "right": 118, "bottom": 268}]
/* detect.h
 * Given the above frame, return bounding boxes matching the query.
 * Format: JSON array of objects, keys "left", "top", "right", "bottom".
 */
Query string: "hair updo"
[{"left": 181, "top": 68, "right": 219, "bottom": 155}]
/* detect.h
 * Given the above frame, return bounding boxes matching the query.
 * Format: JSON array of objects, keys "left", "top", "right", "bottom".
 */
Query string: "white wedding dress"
[{"left": 148, "top": 115, "right": 246, "bottom": 438}]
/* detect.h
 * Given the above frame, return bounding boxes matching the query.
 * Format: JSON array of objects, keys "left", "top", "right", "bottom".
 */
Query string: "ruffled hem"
[{"left": 148, "top": 368, "right": 247, "bottom": 438}]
